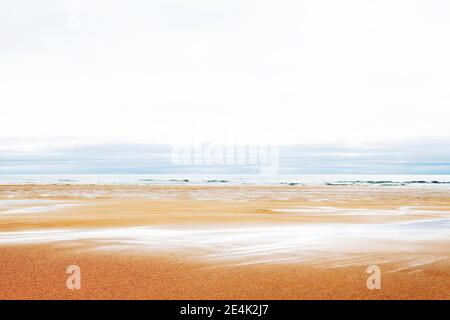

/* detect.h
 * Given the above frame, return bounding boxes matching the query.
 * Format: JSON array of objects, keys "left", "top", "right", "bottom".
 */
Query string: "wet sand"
[
  {"left": 0, "top": 185, "right": 449, "bottom": 299},
  {"left": 1, "top": 245, "right": 449, "bottom": 300}
]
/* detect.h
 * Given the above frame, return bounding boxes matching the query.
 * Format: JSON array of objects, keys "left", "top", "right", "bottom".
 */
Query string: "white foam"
[
  {"left": 3, "top": 203, "right": 81, "bottom": 214},
  {"left": 272, "top": 206, "right": 450, "bottom": 217},
  {"left": 0, "top": 218, "right": 448, "bottom": 269},
  {"left": 0, "top": 200, "right": 83, "bottom": 214}
]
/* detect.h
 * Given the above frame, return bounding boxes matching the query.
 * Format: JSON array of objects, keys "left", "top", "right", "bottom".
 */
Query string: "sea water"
[{"left": 1, "top": 174, "right": 450, "bottom": 187}]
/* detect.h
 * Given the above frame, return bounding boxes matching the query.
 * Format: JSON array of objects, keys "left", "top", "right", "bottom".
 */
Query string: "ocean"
[{"left": 1, "top": 174, "right": 450, "bottom": 187}]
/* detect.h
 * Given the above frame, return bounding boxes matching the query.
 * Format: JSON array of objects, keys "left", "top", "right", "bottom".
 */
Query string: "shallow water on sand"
[
  {"left": 0, "top": 184, "right": 448, "bottom": 271},
  {"left": 0, "top": 218, "right": 448, "bottom": 270}
]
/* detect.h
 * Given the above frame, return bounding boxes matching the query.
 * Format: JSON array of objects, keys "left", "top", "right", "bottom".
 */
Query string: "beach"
[{"left": 0, "top": 184, "right": 449, "bottom": 299}]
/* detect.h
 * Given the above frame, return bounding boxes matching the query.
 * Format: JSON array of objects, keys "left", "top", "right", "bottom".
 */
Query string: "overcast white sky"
[{"left": 1, "top": 0, "right": 450, "bottom": 149}]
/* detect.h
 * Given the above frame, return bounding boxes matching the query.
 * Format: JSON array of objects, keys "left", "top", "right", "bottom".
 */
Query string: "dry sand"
[{"left": 0, "top": 185, "right": 449, "bottom": 299}]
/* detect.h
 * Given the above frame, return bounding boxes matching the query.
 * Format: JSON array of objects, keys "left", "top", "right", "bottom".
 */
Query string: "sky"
[{"left": 1, "top": 1, "right": 450, "bottom": 174}]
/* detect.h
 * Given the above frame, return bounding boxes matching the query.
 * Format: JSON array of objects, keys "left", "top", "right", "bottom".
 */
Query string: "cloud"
[
  {"left": 1, "top": 139, "right": 450, "bottom": 174},
  {"left": 1, "top": 1, "right": 450, "bottom": 147}
]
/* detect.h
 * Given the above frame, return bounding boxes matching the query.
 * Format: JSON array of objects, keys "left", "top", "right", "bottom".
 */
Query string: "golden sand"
[{"left": 0, "top": 185, "right": 449, "bottom": 299}]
